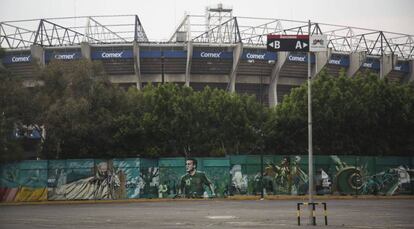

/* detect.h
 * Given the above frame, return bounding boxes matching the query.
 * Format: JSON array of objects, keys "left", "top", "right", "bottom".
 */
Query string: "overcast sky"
[{"left": 1, "top": 0, "right": 413, "bottom": 41}]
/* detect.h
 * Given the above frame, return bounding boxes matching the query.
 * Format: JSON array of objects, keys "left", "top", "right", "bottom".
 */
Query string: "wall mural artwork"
[
  {"left": 329, "top": 156, "right": 414, "bottom": 195},
  {"left": 48, "top": 160, "right": 124, "bottom": 200},
  {"left": 0, "top": 156, "right": 413, "bottom": 202},
  {"left": 139, "top": 167, "right": 159, "bottom": 198},
  {"left": 113, "top": 159, "right": 140, "bottom": 199},
  {"left": 0, "top": 161, "right": 48, "bottom": 202}
]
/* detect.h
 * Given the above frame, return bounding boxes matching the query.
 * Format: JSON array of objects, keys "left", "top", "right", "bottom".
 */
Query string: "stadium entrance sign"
[{"left": 267, "top": 35, "right": 309, "bottom": 52}]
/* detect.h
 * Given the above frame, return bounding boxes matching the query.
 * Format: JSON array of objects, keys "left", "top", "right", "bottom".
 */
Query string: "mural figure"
[
  {"left": 158, "top": 183, "right": 168, "bottom": 198},
  {"left": 360, "top": 166, "right": 413, "bottom": 195},
  {"left": 261, "top": 156, "right": 308, "bottom": 195},
  {"left": 139, "top": 167, "right": 159, "bottom": 198},
  {"left": 290, "top": 156, "right": 308, "bottom": 195},
  {"left": 330, "top": 156, "right": 413, "bottom": 195},
  {"left": 49, "top": 162, "right": 121, "bottom": 200},
  {"left": 229, "top": 165, "right": 248, "bottom": 194},
  {"left": 178, "top": 158, "right": 215, "bottom": 198},
  {"left": 315, "top": 168, "right": 331, "bottom": 195}
]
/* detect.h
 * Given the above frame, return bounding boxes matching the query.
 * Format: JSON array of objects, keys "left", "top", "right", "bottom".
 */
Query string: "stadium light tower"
[{"left": 205, "top": 3, "right": 233, "bottom": 44}]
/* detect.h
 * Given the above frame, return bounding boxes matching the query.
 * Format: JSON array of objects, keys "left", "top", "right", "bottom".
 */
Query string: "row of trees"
[{"left": 1, "top": 52, "right": 413, "bottom": 161}]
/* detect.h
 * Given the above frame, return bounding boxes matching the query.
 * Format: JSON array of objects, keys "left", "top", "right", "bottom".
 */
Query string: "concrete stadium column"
[
  {"left": 80, "top": 42, "right": 91, "bottom": 60},
  {"left": 30, "top": 45, "right": 45, "bottom": 67},
  {"left": 185, "top": 41, "right": 193, "bottom": 87},
  {"left": 380, "top": 54, "right": 396, "bottom": 79},
  {"left": 409, "top": 60, "right": 414, "bottom": 82},
  {"left": 312, "top": 48, "right": 331, "bottom": 78},
  {"left": 228, "top": 43, "right": 243, "bottom": 93},
  {"left": 268, "top": 51, "right": 288, "bottom": 107},
  {"left": 133, "top": 41, "right": 142, "bottom": 90},
  {"left": 346, "top": 52, "right": 366, "bottom": 77}
]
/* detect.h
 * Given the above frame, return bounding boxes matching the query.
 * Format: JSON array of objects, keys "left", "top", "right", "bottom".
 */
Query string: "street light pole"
[{"left": 307, "top": 19, "right": 314, "bottom": 225}]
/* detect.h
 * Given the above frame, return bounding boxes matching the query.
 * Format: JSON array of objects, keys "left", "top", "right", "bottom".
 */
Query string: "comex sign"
[
  {"left": 101, "top": 52, "right": 124, "bottom": 58},
  {"left": 246, "top": 53, "right": 266, "bottom": 60},
  {"left": 91, "top": 50, "right": 134, "bottom": 59},
  {"left": 200, "top": 52, "right": 223, "bottom": 58},
  {"left": 54, "top": 53, "right": 77, "bottom": 60},
  {"left": 11, "top": 55, "right": 31, "bottom": 63},
  {"left": 194, "top": 51, "right": 232, "bottom": 59}
]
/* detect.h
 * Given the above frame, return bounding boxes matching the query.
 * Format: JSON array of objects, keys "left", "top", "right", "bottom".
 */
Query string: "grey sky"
[{"left": 1, "top": 0, "right": 413, "bottom": 41}]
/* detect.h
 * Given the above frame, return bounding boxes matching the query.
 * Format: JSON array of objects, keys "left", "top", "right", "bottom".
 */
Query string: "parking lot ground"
[{"left": 1, "top": 198, "right": 413, "bottom": 229}]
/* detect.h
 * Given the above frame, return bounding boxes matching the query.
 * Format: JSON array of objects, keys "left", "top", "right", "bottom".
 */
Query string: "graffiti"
[
  {"left": 139, "top": 167, "right": 159, "bottom": 198},
  {"left": 178, "top": 158, "right": 215, "bottom": 198},
  {"left": 330, "top": 156, "right": 413, "bottom": 195},
  {"left": 255, "top": 156, "right": 308, "bottom": 195},
  {"left": 113, "top": 159, "right": 140, "bottom": 198},
  {"left": 359, "top": 166, "right": 413, "bottom": 195},
  {"left": 48, "top": 161, "right": 123, "bottom": 200},
  {"left": 230, "top": 165, "right": 248, "bottom": 194},
  {"left": 0, "top": 156, "right": 413, "bottom": 202},
  {"left": 315, "top": 168, "right": 331, "bottom": 195}
]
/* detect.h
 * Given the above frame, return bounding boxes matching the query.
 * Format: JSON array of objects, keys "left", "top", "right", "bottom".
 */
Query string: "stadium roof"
[{"left": 1, "top": 13, "right": 413, "bottom": 60}]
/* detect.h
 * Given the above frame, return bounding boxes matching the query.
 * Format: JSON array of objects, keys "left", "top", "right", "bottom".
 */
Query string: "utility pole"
[{"left": 307, "top": 19, "right": 314, "bottom": 225}]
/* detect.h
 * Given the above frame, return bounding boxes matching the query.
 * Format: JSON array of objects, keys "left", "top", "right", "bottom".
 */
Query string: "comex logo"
[
  {"left": 328, "top": 59, "right": 341, "bottom": 65},
  {"left": 246, "top": 53, "right": 266, "bottom": 60},
  {"left": 288, "top": 55, "right": 306, "bottom": 62},
  {"left": 11, "top": 55, "right": 31, "bottom": 63},
  {"left": 200, "top": 52, "right": 221, "bottom": 58},
  {"left": 363, "top": 62, "right": 373, "bottom": 68},
  {"left": 101, "top": 52, "right": 124, "bottom": 58},
  {"left": 54, "top": 53, "right": 76, "bottom": 60}
]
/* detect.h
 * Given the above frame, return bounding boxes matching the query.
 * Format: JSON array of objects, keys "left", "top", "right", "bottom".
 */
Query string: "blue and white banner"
[
  {"left": 287, "top": 54, "right": 315, "bottom": 63},
  {"left": 140, "top": 51, "right": 162, "bottom": 58},
  {"left": 192, "top": 51, "right": 233, "bottom": 59},
  {"left": 328, "top": 55, "right": 350, "bottom": 67},
  {"left": 91, "top": 50, "right": 134, "bottom": 60},
  {"left": 242, "top": 51, "right": 277, "bottom": 61},
  {"left": 45, "top": 51, "right": 82, "bottom": 61},
  {"left": 394, "top": 62, "right": 409, "bottom": 73},
  {"left": 163, "top": 50, "right": 187, "bottom": 58},
  {"left": 362, "top": 59, "right": 380, "bottom": 70},
  {"left": 139, "top": 50, "right": 187, "bottom": 58},
  {"left": 2, "top": 54, "right": 32, "bottom": 64}
]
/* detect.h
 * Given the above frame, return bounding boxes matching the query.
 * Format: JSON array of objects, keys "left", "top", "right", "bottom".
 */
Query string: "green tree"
[
  {"left": 267, "top": 70, "right": 414, "bottom": 156},
  {"left": 36, "top": 60, "right": 124, "bottom": 159},
  {"left": 0, "top": 66, "right": 26, "bottom": 162}
]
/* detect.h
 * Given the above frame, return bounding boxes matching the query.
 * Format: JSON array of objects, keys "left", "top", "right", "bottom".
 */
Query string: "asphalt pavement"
[{"left": 1, "top": 199, "right": 413, "bottom": 228}]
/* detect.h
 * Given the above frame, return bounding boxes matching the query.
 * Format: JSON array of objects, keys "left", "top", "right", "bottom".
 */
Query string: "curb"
[{"left": 1, "top": 195, "right": 413, "bottom": 206}]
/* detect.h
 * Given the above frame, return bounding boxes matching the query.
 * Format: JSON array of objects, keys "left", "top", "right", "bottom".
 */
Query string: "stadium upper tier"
[
  {"left": 1, "top": 14, "right": 413, "bottom": 60},
  {"left": 1, "top": 12, "right": 413, "bottom": 106}
]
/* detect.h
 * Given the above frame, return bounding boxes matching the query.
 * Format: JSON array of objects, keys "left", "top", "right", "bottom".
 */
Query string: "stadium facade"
[{"left": 1, "top": 5, "right": 413, "bottom": 106}]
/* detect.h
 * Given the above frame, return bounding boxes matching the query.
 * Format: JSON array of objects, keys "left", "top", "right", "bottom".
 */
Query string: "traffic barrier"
[{"left": 297, "top": 202, "right": 328, "bottom": 226}]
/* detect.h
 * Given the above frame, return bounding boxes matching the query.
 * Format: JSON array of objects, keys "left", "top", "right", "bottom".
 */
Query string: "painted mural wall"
[{"left": 0, "top": 156, "right": 413, "bottom": 202}]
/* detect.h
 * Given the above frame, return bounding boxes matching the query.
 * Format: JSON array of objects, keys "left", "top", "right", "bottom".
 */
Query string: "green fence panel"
[
  {"left": 1, "top": 155, "right": 413, "bottom": 202},
  {"left": 139, "top": 159, "right": 159, "bottom": 198},
  {"left": 159, "top": 157, "right": 185, "bottom": 198},
  {"left": 113, "top": 158, "right": 140, "bottom": 199},
  {"left": 48, "top": 159, "right": 95, "bottom": 200},
  {"left": 373, "top": 156, "right": 412, "bottom": 195},
  {"left": 199, "top": 157, "right": 229, "bottom": 197}
]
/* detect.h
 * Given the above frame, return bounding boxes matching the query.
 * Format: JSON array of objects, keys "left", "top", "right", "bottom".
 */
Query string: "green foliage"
[
  {"left": 112, "top": 84, "right": 267, "bottom": 158},
  {"left": 0, "top": 67, "right": 26, "bottom": 162},
  {"left": 268, "top": 70, "right": 414, "bottom": 156},
  {"left": 2, "top": 57, "right": 413, "bottom": 160}
]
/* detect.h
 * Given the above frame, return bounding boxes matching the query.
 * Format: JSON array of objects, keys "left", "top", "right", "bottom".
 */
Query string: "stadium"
[{"left": 0, "top": 4, "right": 413, "bottom": 107}]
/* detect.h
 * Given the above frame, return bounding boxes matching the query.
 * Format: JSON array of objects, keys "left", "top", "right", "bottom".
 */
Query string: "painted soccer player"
[{"left": 179, "top": 158, "right": 215, "bottom": 198}]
